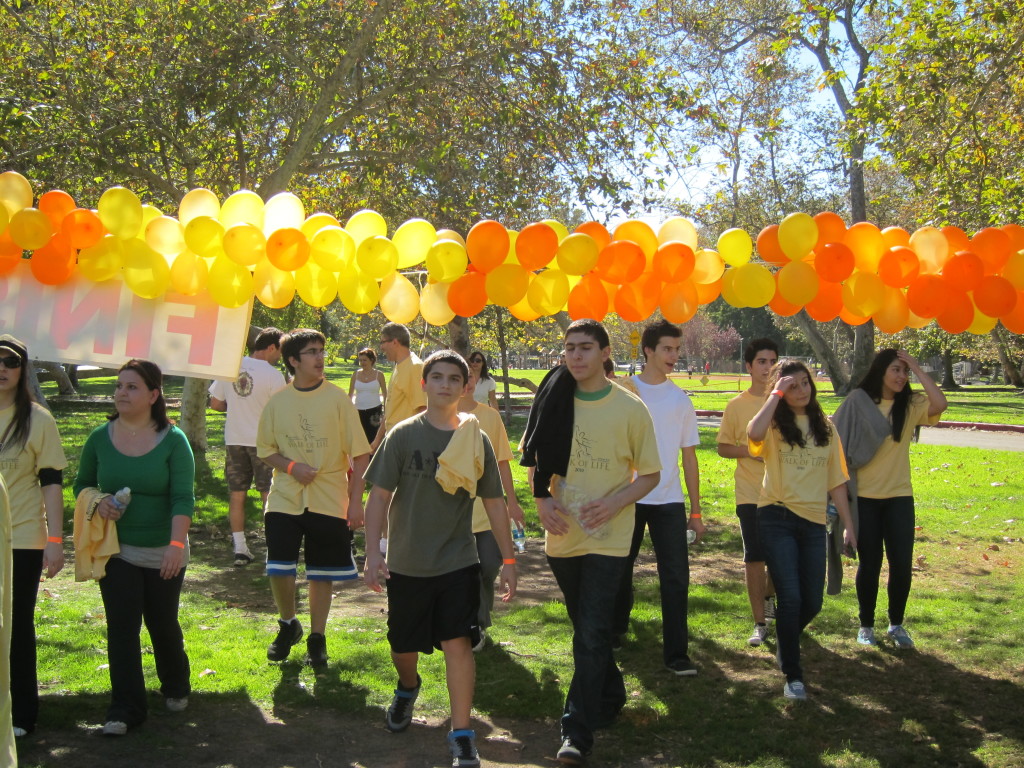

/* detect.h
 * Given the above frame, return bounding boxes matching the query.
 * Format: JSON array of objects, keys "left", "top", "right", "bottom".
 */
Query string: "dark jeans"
[
  {"left": 474, "top": 530, "right": 502, "bottom": 629},
  {"left": 856, "top": 496, "right": 915, "bottom": 627},
  {"left": 98, "top": 557, "right": 191, "bottom": 726},
  {"left": 547, "top": 554, "right": 628, "bottom": 752},
  {"left": 758, "top": 505, "right": 826, "bottom": 683},
  {"left": 11, "top": 549, "right": 43, "bottom": 732},
  {"left": 612, "top": 502, "right": 690, "bottom": 665}
]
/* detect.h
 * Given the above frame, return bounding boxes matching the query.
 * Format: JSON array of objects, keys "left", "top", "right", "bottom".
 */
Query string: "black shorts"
[
  {"left": 225, "top": 445, "right": 273, "bottom": 493},
  {"left": 386, "top": 564, "right": 481, "bottom": 654},
  {"left": 737, "top": 503, "right": 766, "bottom": 563},
  {"left": 265, "top": 510, "right": 356, "bottom": 581}
]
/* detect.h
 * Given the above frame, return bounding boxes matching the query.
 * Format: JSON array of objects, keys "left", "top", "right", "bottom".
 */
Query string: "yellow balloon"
[
  {"left": 717, "top": 228, "right": 753, "bottom": 267},
  {"left": 778, "top": 212, "right": 818, "bottom": 261},
  {"left": 541, "top": 219, "right": 569, "bottom": 243},
  {"left": 873, "top": 285, "right": 909, "bottom": 335},
  {"left": 8, "top": 208, "right": 52, "bottom": 250},
  {"left": 720, "top": 266, "right": 743, "bottom": 307},
  {"left": 967, "top": 306, "right": 998, "bottom": 335},
  {"left": 0, "top": 171, "right": 33, "bottom": 218},
  {"left": 691, "top": 249, "right": 725, "bottom": 284},
  {"left": 436, "top": 228, "right": 466, "bottom": 248},
  {"left": 906, "top": 308, "right": 931, "bottom": 329},
  {"left": 310, "top": 226, "right": 355, "bottom": 271},
  {"left": 295, "top": 261, "right": 338, "bottom": 308},
  {"left": 122, "top": 240, "right": 171, "bottom": 300},
  {"left": 219, "top": 190, "right": 265, "bottom": 229},
  {"left": 379, "top": 272, "right": 421, "bottom": 324},
  {"left": 223, "top": 223, "right": 266, "bottom": 266},
  {"left": 504, "top": 229, "right": 519, "bottom": 265},
  {"left": 263, "top": 192, "right": 305, "bottom": 235},
  {"left": 338, "top": 269, "right": 380, "bottom": 314},
  {"left": 842, "top": 271, "right": 885, "bottom": 316},
  {"left": 78, "top": 236, "right": 124, "bottom": 282},
  {"left": 393, "top": 218, "right": 437, "bottom": 268},
  {"left": 419, "top": 281, "right": 457, "bottom": 326},
  {"left": 0, "top": 202, "right": 8, "bottom": 234},
  {"left": 1001, "top": 250, "right": 1024, "bottom": 289},
  {"left": 556, "top": 233, "right": 599, "bottom": 275},
  {"left": 169, "top": 251, "right": 208, "bottom": 296},
  {"left": 184, "top": 215, "right": 225, "bottom": 258},
  {"left": 509, "top": 273, "right": 541, "bottom": 321},
  {"left": 179, "top": 188, "right": 220, "bottom": 225},
  {"left": 909, "top": 226, "right": 949, "bottom": 274},
  {"left": 98, "top": 187, "right": 144, "bottom": 240},
  {"left": 485, "top": 263, "right": 530, "bottom": 307},
  {"left": 145, "top": 216, "right": 186, "bottom": 256},
  {"left": 731, "top": 263, "right": 775, "bottom": 308},
  {"left": 613, "top": 220, "right": 659, "bottom": 260},
  {"left": 658, "top": 217, "right": 699, "bottom": 250},
  {"left": 356, "top": 235, "right": 399, "bottom": 279},
  {"left": 254, "top": 260, "right": 296, "bottom": 308},
  {"left": 208, "top": 256, "right": 255, "bottom": 309},
  {"left": 301, "top": 212, "right": 341, "bottom": 240},
  {"left": 777, "top": 260, "right": 819, "bottom": 305},
  {"left": 426, "top": 239, "right": 468, "bottom": 283},
  {"left": 527, "top": 268, "right": 570, "bottom": 316},
  {"left": 140, "top": 204, "right": 163, "bottom": 234},
  {"left": 345, "top": 209, "right": 387, "bottom": 247}
]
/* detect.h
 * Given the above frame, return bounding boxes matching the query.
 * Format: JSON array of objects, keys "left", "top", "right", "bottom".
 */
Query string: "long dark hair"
[
  {"left": 107, "top": 359, "right": 170, "bottom": 431},
  {"left": 468, "top": 349, "right": 491, "bottom": 380},
  {"left": 856, "top": 348, "right": 911, "bottom": 441},
  {"left": 0, "top": 346, "right": 34, "bottom": 454},
  {"left": 769, "top": 359, "right": 831, "bottom": 448}
]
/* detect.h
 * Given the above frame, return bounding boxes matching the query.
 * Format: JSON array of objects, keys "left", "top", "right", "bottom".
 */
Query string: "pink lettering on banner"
[
  {"left": 51, "top": 282, "right": 118, "bottom": 355},
  {"left": 12, "top": 276, "right": 45, "bottom": 338},
  {"left": 165, "top": 294, "right": 218, "bottom": 366},
  {"left": 125, "top": 295, "right": 155, "bottom": 359}
]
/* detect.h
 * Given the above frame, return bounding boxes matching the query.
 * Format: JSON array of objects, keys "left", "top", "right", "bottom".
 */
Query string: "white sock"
[{"left": 232, "top": 531, "right": 249, "bottom": 553}]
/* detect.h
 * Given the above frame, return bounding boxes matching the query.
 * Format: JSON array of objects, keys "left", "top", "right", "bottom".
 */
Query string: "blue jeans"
[
  {"left": 757, "top": 505, "right": 826, "bottom": 683},
  {"left": 547, "top": 554, "right": 628, "bottom": 751},
  {"left": 856, "top": 496, "right": 915, "bottom": 627},
  {"left": 612, "top": 502, "right": 690, "bottom": 665}
]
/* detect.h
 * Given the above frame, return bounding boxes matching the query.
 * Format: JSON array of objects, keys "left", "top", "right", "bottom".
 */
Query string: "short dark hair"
[
  {"left": 358, "top": 347, "right": 376, "bottom": 364},
  {"left": 744, "top": 338, "right": 779, "bottom": 365},
  {"left": 109, "top": 359, "right": 170, "bottom": 431},
  {"left": 281, "top": 328, "right": 325, "bottom": 375},
  {"left": 253, "top": 327, "right": 283, "bottom": 352},
  {"left": 641, "top": 319, "right": 681, "bottom": 361},
  {"left": 565, "top": 318, "right": 610, "bottom": 349},
  {"left": 381, "top": 322, "right": 411, "bottom": 348},
  {"left": 422, "top": 350, "right": 469, "bottom": 384}
]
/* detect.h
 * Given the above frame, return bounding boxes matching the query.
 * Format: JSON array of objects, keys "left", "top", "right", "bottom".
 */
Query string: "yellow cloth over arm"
[
  {"left": 435, "top": 414, "right": 485, "bottom": 497},
  {"left": 73, "top": 487, "right": 121, "bottom": 581}
]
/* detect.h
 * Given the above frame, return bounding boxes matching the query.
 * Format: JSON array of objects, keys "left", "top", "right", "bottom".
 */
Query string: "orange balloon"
[
  {"left": 906, "top": 274, "right": 951, "bottom": 318},
  {"left": 769, "top": 274, "right": 803, "bottom": 317},
  {"left": 842, "top": 271, "right": 885, "bottom": 316},
  {"left": 1002, "top": 251, "right": 1024, "bottom": 289},
  {"left": 814, "top": 242, "right": 855, "bottom": 283},
  {"left": 266, "top": 228, "right": 310, "bottom": 271},
  {"left": 447, "top": 272, "right": 488, "bottom": 317},
  {"left": 941, "top": 251, "right": 984, "bottom": 291},
  {"left": 973, "top": 275, "right": 1017, "bottom": 317},
  {"left": 614, "top": 273, "right": 661, "bottom": 322},
  {"left": 38, "top": 190, "right": 77, "bottom": 229},
  {"left": 30, "top": 234, "right": 76, "bottom": 285},
  {"left": 881, "top": 226, "right": 910, "bottom": 249},
  {"left": 61, "top": 208, "right": 105, "bottom": 249},
  {"left": 756, "top": 225, "right": 788, "bottom": 267},
  {"left": 839, "top": 305, "right": 871, "bottom": 326},
  {"left": 574, "top": 221, "right": 611, "bottom": 251},
  {"left": 1000, "top": 290, "right": 1024, "bottom": 334},
  {"left": 567, "top": 273, "right": 609, "bottom": 321},
  {"left": 877, "top": 246, "right": 920, "bottom": 288},
  {"left": 652, "top": 241, "right": 695, "bottom": 283},
  {"left": 612, "top": 220, "right": 659, "bottom": 260},
  {"left": 694, "top": 278, "right": 721, "bottom": 304},
  {"left": 0, "top": 230, "right": 22, "bottom": 277},
  {"left": 873, "top": 286, "right": 909, "bottom": 335},
  {"left": 813, "top": 212, "right": 846, "bottom": 249},
  {"left": 970, "top": 227, "right": 1012, "bottom": 275},
  {"left": 660, "top": 280, "right": 699, "bottom": 323},
  {"left": 844, "top": 222, "right": 885, "bottom": 273},
  {"left": 1000, "top": 224, "right": 1024, "bottom": 253},
  {"left": 594, "top": 240, "right": 645, "bottom": 284},
  {"left": 805, "top": 280, "right": 843, "bottom": 322},
  {"left": 466, "top": 220, "right": 509, "bottom": 273},
  {"left": 936, "top": 289, "right": 973, "bottom": 334},
  {"left": 942, "top": 225, "right": 970, "bottom": 254},
  {"left": 515, "top": 222, "right": 558, "bottom": 271},
  {"left": 909, "top": 226, "right": 949, "bottom": 274}
]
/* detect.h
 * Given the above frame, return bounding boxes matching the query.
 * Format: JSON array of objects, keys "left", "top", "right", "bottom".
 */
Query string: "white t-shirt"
[
  {"left": 473, "top": 376, "right": 496, "bottom": 404},
  {"left": 209, "top": 356, "right": 286, "bottom": 446},
  {"left": 630, "top": 376, "right": 699, "bottom": 505}
]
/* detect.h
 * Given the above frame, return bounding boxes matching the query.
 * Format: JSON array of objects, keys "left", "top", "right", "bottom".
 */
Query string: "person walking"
[
  {"left": 349, "top": 348, "right": 387, "bottom": 444},
  {"left": 467, "top": 351, "right": 499, "bottom": 409}
]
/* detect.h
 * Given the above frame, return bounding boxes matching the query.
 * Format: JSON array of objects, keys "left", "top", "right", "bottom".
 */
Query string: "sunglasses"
[{"left": 0, "top": 355, "right": 23, "bottom": 369}]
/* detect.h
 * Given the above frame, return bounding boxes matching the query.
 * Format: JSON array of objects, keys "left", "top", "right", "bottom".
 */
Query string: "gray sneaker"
[
  {"left": 888, "top": 624, "right": 915, "bottom": 649},
  {"left": 857, "top": 627, "right": 876, "bottom": 646},
  {"left": 763, "top": 596, "right": 776, "bottom": 624},
  {"left": 784, "top": 680, "right": 807, "bottom": 700},
  {"left": 748, "top": 623, "right": 769, "bottom": 647},
  {"left": 385, "top": 674, "right": 421, "bottom": 732}
]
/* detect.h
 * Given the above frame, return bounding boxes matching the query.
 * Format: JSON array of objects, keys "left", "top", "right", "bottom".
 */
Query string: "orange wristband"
[
  {"left": 690, "top": 513, "right": 702, "bottom": 519},
  {"left": 771, "top": 389, "right": 784, "bottom": 398},
  {"left": 47, "top": 536, "right": 62, "bottom": 544},
  {"left": 503, "top": 558, "right": 516, "bottom": 565},
  {"left": 286, "top": 461, "right": 296, "bottom": 475},
  {"left": 169, "top": 540, "right": 185, "bottom": 549}
]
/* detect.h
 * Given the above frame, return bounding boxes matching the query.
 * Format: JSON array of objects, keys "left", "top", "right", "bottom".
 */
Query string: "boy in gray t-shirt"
[{"left": 364, "top": 350, "right": 517, "bottom": 768}]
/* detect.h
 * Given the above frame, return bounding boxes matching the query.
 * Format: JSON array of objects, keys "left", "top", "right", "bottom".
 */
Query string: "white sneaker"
[
  {"left": 857, "top": 627, "right": 876, "bottom": 646},
  {"left": 12, "top": 727, "right": 27, "bottom": 738},
  {"left": 166, "top": 696, "right": 189, "bottom": 712},
  {"left": 102, "top": 720, "right": 128, "bottom": 736},
  {"left": 748, "top": 623, "right": 769, "bottom": 647}
]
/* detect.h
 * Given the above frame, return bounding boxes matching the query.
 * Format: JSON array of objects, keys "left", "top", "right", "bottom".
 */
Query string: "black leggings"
[
  {"left": 11, "top": 549, "right": 44, "bottom": 732},
  {"left": 855, "top": 496, "right": 915, "bottom": 627}
]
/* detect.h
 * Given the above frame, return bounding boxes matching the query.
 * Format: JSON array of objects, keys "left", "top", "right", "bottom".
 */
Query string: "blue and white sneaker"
[
  {"left": 888, "top": 624, "right": 915, "bottom": 649},
  {"left": 857, "top": 627, "right": 876, "bottom": 646},
  {"left": 447, "top": 728, "right": 480, "bottom": 767}
]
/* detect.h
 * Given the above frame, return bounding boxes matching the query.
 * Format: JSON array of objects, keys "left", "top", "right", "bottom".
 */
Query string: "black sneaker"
[
  {"left": 267, "top": 618, "right": 303, "bottom": 661},
  {"left": 305, "top": 632, "right": 328, "bottom": 668},
  {"left": 385, "top": 674, "right": 421, "bottom": 732},
  {"left": 447, "top": 728, "right": 480, "bottom": 767},
  {"left": 556, "top": 738, "right": 588, "bottom": 765},
  {"left": 666, "top": 659, "right": 698, "bottom": 677}
]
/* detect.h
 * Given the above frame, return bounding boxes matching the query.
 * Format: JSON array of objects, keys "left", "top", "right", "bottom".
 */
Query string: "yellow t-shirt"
[
  {"left": 855, "top": 394, "right": 940, "bottom": 499},
  {"left": 0, "top": 402, "right": 68, "bottom": 549},
  {"left": 749, "top": 415, "right": 848, "bottom": 524},
  {"left": 257, "top": 381, "right": 371, "bottom": 519},
  {"left": 717, "top": 390, "right": 766, "bottom": 505},
  {"left": 545, "top": 385, "right": 661, "bottom": 558},
  {"left": 384, "top": 352, "right": 426, "bottom": 432},
  {"left": 468, "top": 404, "right": 513, "bottom": 533}
]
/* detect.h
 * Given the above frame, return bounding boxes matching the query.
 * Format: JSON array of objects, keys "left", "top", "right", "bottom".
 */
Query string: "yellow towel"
[
  {"left": 436, "top": 413, "right": 485, "bottom": 497},
  {"left": 73, "top": 488, "right": 120, "bottom": 581}
]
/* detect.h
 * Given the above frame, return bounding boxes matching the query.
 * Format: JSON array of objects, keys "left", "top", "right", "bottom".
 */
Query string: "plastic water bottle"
[
  {"left": 512, "top": 523, "right": 526, "bottom": 553},
  {"left": 111, "top": 487, "right": 131, "bottom": 511},
  {"left": 687, "top": 529, "right": 697, "bottom": 545},
  {"left": 825, "top": 502, "right": 839, "bottom": 534}
]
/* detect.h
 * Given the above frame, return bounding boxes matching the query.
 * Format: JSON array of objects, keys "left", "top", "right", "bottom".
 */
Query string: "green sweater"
[{"left": 74, "top": 422, "right": 195, "bottom": 548}]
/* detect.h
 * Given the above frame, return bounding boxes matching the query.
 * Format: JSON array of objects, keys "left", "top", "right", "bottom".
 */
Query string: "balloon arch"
[{"left": 2, "top": 171, "right": 1022, "bottom": 336}]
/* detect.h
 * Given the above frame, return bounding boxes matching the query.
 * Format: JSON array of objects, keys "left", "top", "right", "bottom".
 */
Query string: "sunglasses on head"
[{"left": 0, "top": 355, "right": 23, "bottom": 369}]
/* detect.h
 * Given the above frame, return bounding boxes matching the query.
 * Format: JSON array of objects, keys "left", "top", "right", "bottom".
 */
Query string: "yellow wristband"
[{"left": 169, "top": 540, "right": 185, "bottom": 549}]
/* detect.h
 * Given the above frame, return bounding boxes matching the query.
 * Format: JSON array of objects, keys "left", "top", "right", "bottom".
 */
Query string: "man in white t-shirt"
[
  {"left": 209, "top": 327, "right": 286, "bottom": 565},
  {"left": 613, "top": 319, "right": 703, "bottom": 676}
]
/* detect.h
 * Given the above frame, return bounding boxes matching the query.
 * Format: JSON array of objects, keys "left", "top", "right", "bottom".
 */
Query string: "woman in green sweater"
[{"left": 74, "top": 360, "right": 195, "bottom": 736}]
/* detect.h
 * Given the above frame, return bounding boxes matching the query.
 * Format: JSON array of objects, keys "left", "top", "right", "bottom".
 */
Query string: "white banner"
[{"left": 0, "top": 261, "right": 252, "bottom": 381}]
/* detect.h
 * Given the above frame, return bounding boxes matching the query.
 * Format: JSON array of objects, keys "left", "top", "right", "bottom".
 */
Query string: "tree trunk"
[
  {"left": 35, "top": 362, "right": 77, "bottom": 396},
  {"left": 494, "top": 308, "right": 512, "bottom": 424},
  {"left": 447, "top": 316, "right": 470, "bottom": 357},
  {"left": 940, "top": 350, "right": 960, "bottom": 390},
  {"left": 179, "top": 377, "right": 210, "bottom": 452},
  {"left": 992, "top": 326, "right": 1024, "bottom": 387},
  {"left": 849, "top": 321, "right": 875, "bottom": 391},
  {"left": 26, "top": 362, "right": 50, "bottom": 411},
  {"left": 793, "top": 310, "right": 850, "bottom": 393}
]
